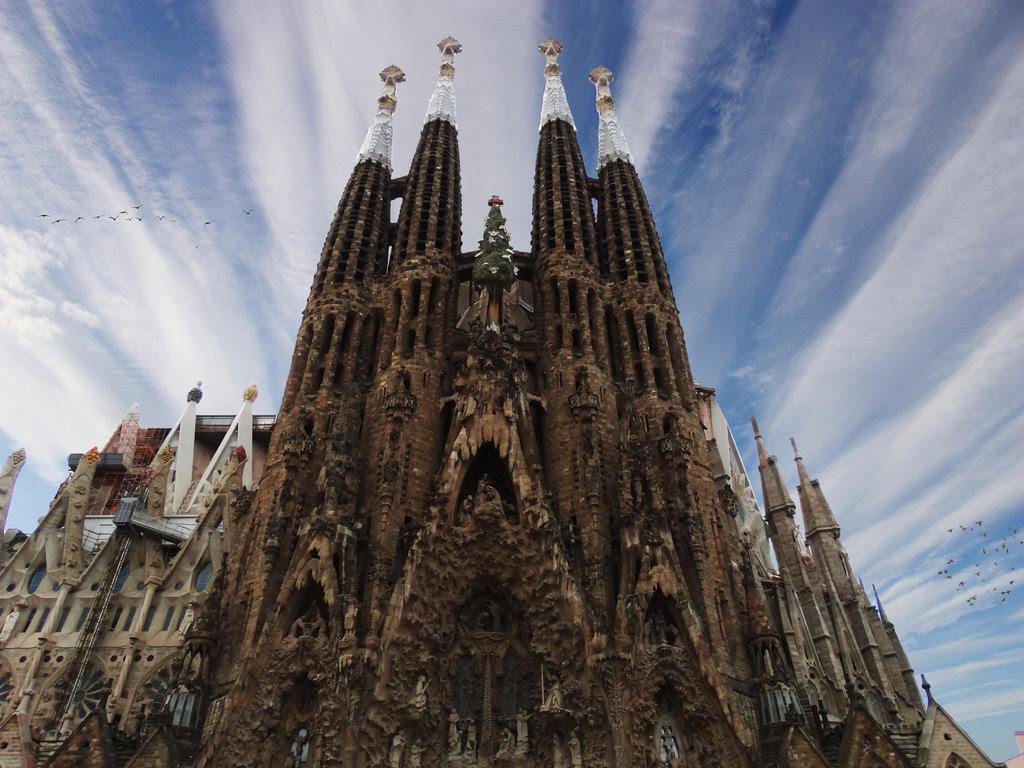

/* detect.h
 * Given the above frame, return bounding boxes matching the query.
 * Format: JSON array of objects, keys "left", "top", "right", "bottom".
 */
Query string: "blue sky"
[{"left": 1, "top": 0, "right": 1022, "bottom": 759}]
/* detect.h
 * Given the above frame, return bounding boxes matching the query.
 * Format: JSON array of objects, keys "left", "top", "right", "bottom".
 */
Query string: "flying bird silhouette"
[
  {"left": 132, "top": 203, "right": 143, "bottom": 210},
  {"left": 37, "top": 213, "right": 49, "bottom": 218},
  {"left": 75, "top": 217, "right": 84, "bottom": 222},
  {"left": 204, "top": 221, "right": 212, "bottom": 226},
  {"left": 51, "top": 219, "right": 64, "bottom": 224},
  {"left": 243, "top": 208, "right": 253, "bottom": 215}
]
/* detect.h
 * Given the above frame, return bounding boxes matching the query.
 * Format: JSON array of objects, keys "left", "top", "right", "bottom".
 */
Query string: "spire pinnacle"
[
  {"left": 872, "top": 584, "right": 890, "bottom": 624},
  {"left": 356, "top": 65, "right": 406, "bottom": 169},
  {"left": 589, "top": 66, "right": 633, "bottom": 168},
  {"left": 791, "top": 436, "right": 812, "bottom": 488},
  {"left": 789, "top": 437, "right": 841, "bottom": 537},
  {"left": 538, "top": 38, "right": 575, "bottom": 130},
  {"left": 751, "top": 417, "right": 794, "bottom": 514},
  {"left": 424, "top": 37, "right": 461, "bottom": 126}
]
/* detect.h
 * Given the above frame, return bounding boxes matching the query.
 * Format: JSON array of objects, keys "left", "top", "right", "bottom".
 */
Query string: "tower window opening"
[
  {"left": 604, "top": 306, "right": 623, "bottom": 380},
  {"left": 403, "top": 329, "right": 416, "bottom": 357},
  {"left": 626, "top": 314, "right": 646, "bottom": 389},
  {"left": 568, "top": 280, "right": 579, "bottom": 316},
  {"left": 549, "top": 279, "right": 561, "bottom": 315},
  {"left": 587, "top": 289, "right": 602, "bottom": 361},
  {"left": 571, "top": 329, "right": 583, "bottom": 356},
  {"left": 410, "top": 280, "right": 422, "bottom": 318}
]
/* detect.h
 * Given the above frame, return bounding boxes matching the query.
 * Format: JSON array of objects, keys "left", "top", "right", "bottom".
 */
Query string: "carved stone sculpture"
[
  {"left": 289, "top": 727, "right": 310, "bottom": 767},
  {"left": 0, "top": 608, "right": 18, "bottom": 645},
  {"left": 389, "top": 733, "right": 406, "bottom": 768}
]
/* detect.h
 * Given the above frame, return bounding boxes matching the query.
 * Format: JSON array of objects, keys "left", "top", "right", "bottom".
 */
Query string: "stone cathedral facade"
[{"left": 0, "top": 38, "right": 1005, "bottom": 768}]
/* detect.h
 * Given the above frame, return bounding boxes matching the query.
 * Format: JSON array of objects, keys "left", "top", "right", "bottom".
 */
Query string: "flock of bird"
[
  {"left": 939, "top": 521, "right": 1022, "bottom": 608},
  {"left": 36, "top": 204, "right": 255, "bottom": 248}
]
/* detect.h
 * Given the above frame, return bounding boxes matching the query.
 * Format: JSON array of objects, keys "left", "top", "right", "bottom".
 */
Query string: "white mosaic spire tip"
[
  {"left": 538, "top": 38, "right": 576, "bottom": 131},
  {"left": 424, "top": 37, "right": 461, "bottom": 126},
  {"left": 589, "top": 66, "right": 633, "bottom": 168},
  {"left": 356, "top": 65, "right": 406, "bottom": 169}
]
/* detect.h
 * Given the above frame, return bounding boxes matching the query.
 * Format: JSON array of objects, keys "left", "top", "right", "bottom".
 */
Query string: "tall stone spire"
[
  {"left": 538, "top": 37, "right": 575, "bottom": 130},
  {"left": 790, "top": 437, "right": 840, "bottom": 537},
  {"left": 752, "top": 417, "right": 795, "bottom": 515},
  {"left": 356, "top": 65, "right": 406, "bottom": 169},
  {"left": 424, "top": 36, "right": 461, "bottom": 126},
  {"left": 0, "top": 448, "right": 26, "bottom": 534},
  {"left": 589, "top": 66, "right": 633, "bottom": 168}
]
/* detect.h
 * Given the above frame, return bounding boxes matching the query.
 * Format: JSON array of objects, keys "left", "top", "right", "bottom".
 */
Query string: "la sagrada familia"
[{"left": 0, "top": 38, "right": 1005, "bottom": 768}]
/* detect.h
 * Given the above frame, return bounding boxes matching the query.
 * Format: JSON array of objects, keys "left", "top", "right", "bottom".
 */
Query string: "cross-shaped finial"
[
  {"left": 539, "top": 38, "right": 563, "bottom": 57},
  {"left": 379, "top": 65, "right": 406, "bottom": 86},
  {"left": 488, "top": 195, "right": 504, "bottom": 208},
  {"left": 438, "top": 36, "right": 462, "bottom": 56}
]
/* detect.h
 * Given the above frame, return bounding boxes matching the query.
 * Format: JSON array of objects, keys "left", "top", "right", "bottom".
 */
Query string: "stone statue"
[
  {"left": 541, "top": 674, "right": 563, "bottom": 711},
  {"left": 411, "top": 675, "right": 429, "bottom": 710},
  {"left": 465, "top": 718, "right": 477, "bottom": 755},
  {"left": 448, "top": 710, "right": 461, "bottom": 756},
  {"left": 552, "top": 736, "right": 566, "bottom": 768},
  {"left": 343, "top": 603, "right": 357, "bottom": 639},
  {"left": 409, "top": 741, "right": 424, "bottom": 768},
  {"left": 389, "top": 733, "right": 406, "bottom": 768},
  {"left": 495, "top": 727, "right": 515, "bottom": 759},
  {"left": 178, "top": 602, "right": 196, "bottom": 637},
  {"left": 515, "top": 710, "right": 529, "bottom": 756},
  {"left": 289, "top": 727, "right": 310, "bottom": 766},
  {"left": 0, "top": 608, "right": 19, "bottom": 645},
  {"left": 568, "top": 731, "right": 582, "bottom": 768},
  {"left": 658, "top": 723, "right": 680, "bottom": 762}
]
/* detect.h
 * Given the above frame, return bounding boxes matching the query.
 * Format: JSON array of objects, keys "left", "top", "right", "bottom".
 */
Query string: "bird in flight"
[
  {"left": 75, "top": 216, "right": 84, "bottom": 222},
  {"left": 946, "top": 559, "right": 955, "bottom": 565},
  {"left": 204, "top": 221, "right": 212, "bottom": 226},
  {"left": 976, "top": 520, "right": 984, "bottom": 526},
  {"left": 51, "top": 218, "right": 64, "bottom": 224},
  {"left": 243, "top": 208, "right": 253, "bottom": 215},
  {"left": 92, "top": 214, "right": 103, "bottom": 219},
  {"left": 132, "top": 203, "right": 143, "bottom": 210},
  {"left": 157, "top": 215, "right": 166, "bottom": 221},
  {"left": 37, "top": 213, "right": 49, "bottom": 218}
]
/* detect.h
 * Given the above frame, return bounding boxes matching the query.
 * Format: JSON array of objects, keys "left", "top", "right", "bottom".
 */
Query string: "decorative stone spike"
[
  {"left": 424, "top": 37, "right": 461, "bottom": 126},
  {"left": 589, "top": 66, "right": 633, "bottom": 168},
  {"left": 538, "top": 38, "right": 576, "bottom": 130},
  {"left": 357, "top": 65, "right": 406, "bottom": 169}
]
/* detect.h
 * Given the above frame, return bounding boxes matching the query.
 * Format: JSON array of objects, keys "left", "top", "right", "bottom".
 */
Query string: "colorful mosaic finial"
[
  {"left": 425, "top": 37, "right": 461, "bottom": 125},
  {"left": 357, "top": 66, "right": 406, "bottom": 168},
  {"left": 589, "top": 66, "right": 632, "bottom": 167},
  {"left": 538, "top": 38, "right": 575, "bottom": 130}
]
